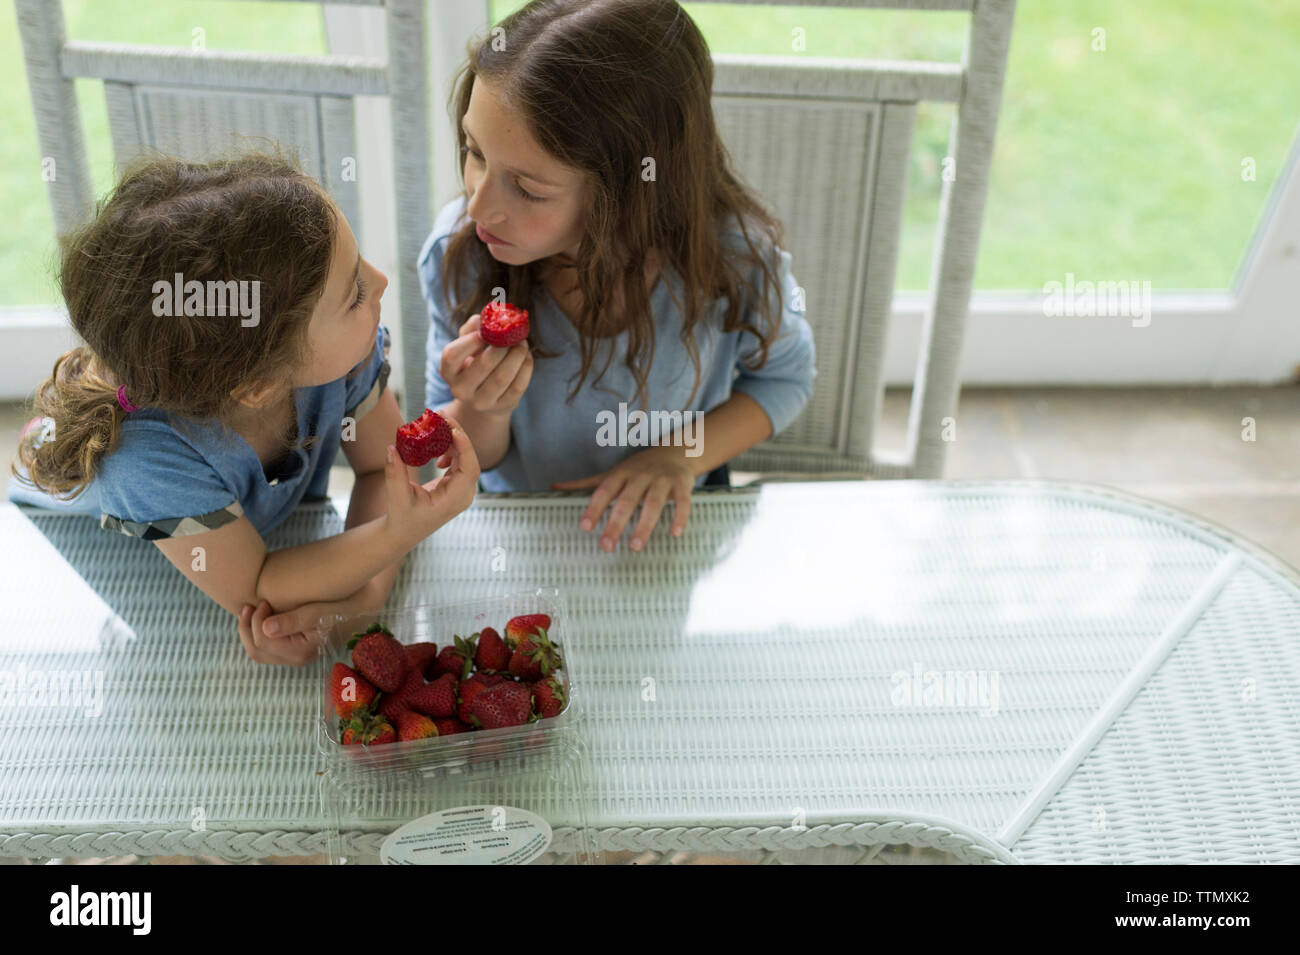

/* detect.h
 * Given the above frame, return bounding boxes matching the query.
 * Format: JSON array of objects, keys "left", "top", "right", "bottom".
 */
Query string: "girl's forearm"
[
  {"left": 345, "top": 470, "right": 403, "bottom": 606},
  {"left": 682, "top": 391, "right": 774, "bottom": 477},
  {"left": 255, "top": 516, "right": 405, "bottom": 610},
  {"left": 254, "top": 478, "right": 448, "bottom": 610},
  {"left": 439, "top": 397, "right": 512, "bottom": 471}
]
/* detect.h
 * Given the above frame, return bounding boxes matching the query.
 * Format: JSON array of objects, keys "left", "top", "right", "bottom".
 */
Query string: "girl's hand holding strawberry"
[
  {"left": 383, "top": 413, "right": 480, "bottom": 550},
  {"left": 440, "top": 312, "right": 534, "bottom": 416},
  {"left": 551, "top": 445, "right": 694, "bottom": 552}
]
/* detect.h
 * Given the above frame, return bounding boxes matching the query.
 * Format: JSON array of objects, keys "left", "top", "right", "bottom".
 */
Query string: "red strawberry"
[
  {"left": 347, "top": 623, "right": 408, "bottom": 693},
  {"left": 479, "top": 301, "right": 530, "bottom": 348},
  {"left": 508, "top": 627, "right": 563, "bottom": 682},
  {"left": 473, "top": 626, "right": 510, "bottom": 673},
  {"left": 378, "top": 695, "right": 406, "bottom": 723},
  {"left": 530, "top": 675, "right": 568, "bottom": 719},
  {"left": 468, "top": 681, "right": 533, "bottom": 729},
  {"left": 378, "top": 668, "right": 425, "bottom": 721},
  {"left": 457, "top": 671, "right": 508, "bottom": 723},
  {"left": 395, "top": 709, "right": 438, "bottom": 742},
  {"left": 395, "top": 408, "right": 452, "bottom": 467},
  {"left": 403, "top": 641, "right": 440, "bottom": 676},
  {"left": 341, "top": 712, "right": 396, "bottom": 746},
  {"left": 329, "top": 662, "right": 377, "bottom": 721},
  {"left": 431, "top": 633, "right": 478, "bottom": 681},
  {"left": 407, "top": 672, "right": 459, "bottom": 719},
  {"left": 432, "top": 717, "right": 472, "bottom": 736},
  {"left": 504, "top": 614, "right": 552, "bottom": 650}
]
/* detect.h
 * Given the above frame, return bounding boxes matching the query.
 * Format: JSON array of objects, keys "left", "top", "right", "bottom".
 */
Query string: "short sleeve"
[
  {"left": 97, "top": 427, "right": 243, "bottom": 539},
  {"left": 730, "top": 244, "right": 818, "bottom": 437},
  {"left": 343, "top": 323, "right": 392, "bottom": 422},
  {"left": 418, "top": 197, "right": 473, "bottom": 412}
]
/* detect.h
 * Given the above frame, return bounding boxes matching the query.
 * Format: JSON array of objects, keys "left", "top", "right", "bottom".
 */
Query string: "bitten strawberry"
[
  {"left": 530, "top": 674, "right": 568, "bottom": 719},
  {"left": 347, "top": 623, "right": 408, "bottom": 693},
  {"left": 504, "top": 614, "right": 552, "bottom": 650},
  {"left": 508, "top": 628, "right": 563, "bottom": 682},
  {"left": 395, "top": 710, "right": 438, "bottom": 742},
  {"left": 432, "top": 633, "right": 478, "bottom": 681},
  {"left": 479, "top": 301, "right": 530, "bottom": 348},
  {"left": 395, "top": 408, "right": 452, "bottom": 467},
  {"left": 407, "top": 672, "right": 459, "bottom": 719},
  {"left": 329, "top": 662, "right": 377, "bottom": 721},
  {"left": 457, "top": 671, "right": 508, "bottom": 723},
  {"left": 473, "top": 626, "right": 510, "bottom": 673},
  {"left": 468, "top": 681, "right": 533, "bottom": 729}
]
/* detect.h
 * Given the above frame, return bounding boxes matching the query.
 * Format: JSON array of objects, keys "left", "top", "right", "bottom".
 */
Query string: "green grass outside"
[{"left": 1, "top": 0, "right": 1296, "bottom": 305}]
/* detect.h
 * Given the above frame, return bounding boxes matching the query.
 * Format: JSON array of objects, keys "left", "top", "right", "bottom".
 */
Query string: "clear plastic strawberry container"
[
  {"left": 314, "top": 587, "right": 598, "bottom": 864},
  {"left": 315, "top": 587, "right": 579, "bottom": 777}
]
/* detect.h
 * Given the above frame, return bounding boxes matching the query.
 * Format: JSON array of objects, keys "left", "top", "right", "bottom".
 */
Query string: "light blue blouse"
[
  {"left": 6, "top": 324, "right": 392, "bottom": 539},
  {"left": 417, "top": 196, "right": 816, "bottom": 492}
]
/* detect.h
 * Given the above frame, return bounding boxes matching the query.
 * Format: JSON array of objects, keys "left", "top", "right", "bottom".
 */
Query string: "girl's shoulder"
[
  {"left": 100, "top": 412, "right": 231, "bottom": 478},
  {"left": 717, "top": 210, "right": 782, "bottom": 262},
  {"left": 92, "top": 412, "right": 242, "bottom": 532}
]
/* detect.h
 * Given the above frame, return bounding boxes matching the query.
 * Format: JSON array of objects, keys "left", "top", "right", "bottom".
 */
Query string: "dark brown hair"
[
  {"left": 12, "top": 150, "right": 339, "bottom": 500},
  {"left": 439, "top": 0, "right": 789, "bottom": 410}
]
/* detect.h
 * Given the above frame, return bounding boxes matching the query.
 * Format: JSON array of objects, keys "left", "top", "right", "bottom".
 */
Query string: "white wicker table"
[{"left": 1, "top": 480, "right": 1297, "bottom": 865}]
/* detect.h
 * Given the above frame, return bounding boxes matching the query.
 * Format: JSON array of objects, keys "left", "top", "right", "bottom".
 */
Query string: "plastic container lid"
[{"left": 320, "top": 731, "right": 597, "bottom": 864}]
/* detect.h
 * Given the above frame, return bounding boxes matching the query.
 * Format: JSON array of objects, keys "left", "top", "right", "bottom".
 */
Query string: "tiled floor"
[{"left": 3, "top": 384, "right": 1297, "bottom": 865}]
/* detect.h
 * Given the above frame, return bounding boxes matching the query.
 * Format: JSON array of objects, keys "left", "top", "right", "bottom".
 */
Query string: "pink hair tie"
[{"left": 116, "top": 384, "right": 139, "bottom": 413}]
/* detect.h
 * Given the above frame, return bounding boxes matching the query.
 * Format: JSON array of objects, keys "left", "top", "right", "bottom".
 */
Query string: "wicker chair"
[
  {"left": 714, "top": 0, "right": 1015, "bottom": 480},
  {"left": 15, "top": 0, "right": 433, "bottom": 412}
]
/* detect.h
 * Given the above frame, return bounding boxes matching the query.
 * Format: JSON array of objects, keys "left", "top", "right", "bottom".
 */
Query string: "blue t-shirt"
[
  {"left": 6, "top": 324, "right": 392, "bottom": 540},
  {"left": 417, "top": 196, "right": 816, "bottom": 492}
]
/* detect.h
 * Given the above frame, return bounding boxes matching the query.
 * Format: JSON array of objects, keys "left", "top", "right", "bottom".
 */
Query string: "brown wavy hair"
[
  {"left": 439, "top": 0, "right": 790, "bottom": 411},
  {"left": 12, "top": 150, "right": 339, "bottom": 501}
]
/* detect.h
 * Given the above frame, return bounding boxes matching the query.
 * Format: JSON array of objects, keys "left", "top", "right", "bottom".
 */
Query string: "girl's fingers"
[
  {"left": 249, "top": 599, "right": 272, "bottom": 651},
  {"left": 461, "top": 344, "right": 506, "bottom": 393},
  {"left": 454, "top": 335, "right": 487, "bottom": 371},
  {"left": 629, "top": 484, "right": 671, "bottom": 551},
  {"left": 384, "top": 445, "right": 409, "bottom": 502},
  {"left": 600, "top": 475, "right": 652, "bottom": 551},
  {"left": 671, "top": 484, "right": 691, "bottom": 537},
  {"left": 581, "top": 472, "right": 624, "bottom": 531},
  {"left": 514, "top": 348, "right": 535, "bottom": 394},
  {"left": 483, "top": 346, "right": 529, "bottom": 405},
  {"left": 236, "top": 605, "right": 257, "bottom": 659},
  {"left": 444, "top": 420, "right": 476, "bottom": 465}
]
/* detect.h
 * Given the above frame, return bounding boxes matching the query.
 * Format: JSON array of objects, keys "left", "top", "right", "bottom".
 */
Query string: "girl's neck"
[
  {"left": 230, "top": 388, "right": 296, "bottom": 439},
  {"left": 541, "top": 248, "right": 663, "bottom": 318}
]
